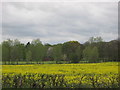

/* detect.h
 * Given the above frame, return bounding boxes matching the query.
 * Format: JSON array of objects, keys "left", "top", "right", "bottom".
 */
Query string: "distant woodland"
[{"left": 1, "top": 37, "right": 119, "bottom": 64}]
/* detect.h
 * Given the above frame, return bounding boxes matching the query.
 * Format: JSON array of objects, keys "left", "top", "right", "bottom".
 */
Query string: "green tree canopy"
[{"left": 83, "top": 46, "right": 99, "bottom": 63}]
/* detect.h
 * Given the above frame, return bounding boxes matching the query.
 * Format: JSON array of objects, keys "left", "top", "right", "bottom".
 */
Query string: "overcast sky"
[{"left": 2, "top": 2, "right": 118, "bottom": 44}]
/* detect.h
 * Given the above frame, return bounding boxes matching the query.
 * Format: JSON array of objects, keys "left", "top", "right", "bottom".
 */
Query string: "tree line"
[{"left": 1, "top": 37, "right": 119, "bottom": 64}]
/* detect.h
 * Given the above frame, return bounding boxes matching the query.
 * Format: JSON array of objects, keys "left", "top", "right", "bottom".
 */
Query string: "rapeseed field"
[{"left": 2, "top": 62, "right": 119, "bottom": 88}]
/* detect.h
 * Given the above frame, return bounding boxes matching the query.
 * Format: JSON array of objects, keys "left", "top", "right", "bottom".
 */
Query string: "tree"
[
  {"left": 2, "top": 39, "right": 13, "bottom": 64},
  {"left": 104, "top": 40, "right": 118, "bottom": 61},
  {"left": 62, "top": 41, "right": 82, "bottom": 63},
  {"left": 83, "top": 46, "right": 99, "bottom": 63},
  {"left": 17, "top": 44, "right": 25, "bottom": 61},
  {"left": 1, "top": 37, "right": 118, "bottom": 64},
  {"left": 88, "top": 37, "right": 103, "bottom": 44},
  {"left": 75, "top": 45, "right": 83, "bottom": 62},
  {"left": 31, "top": 39, "right": 46, "bottom": 63},
  {"left": 10, "top": 39, "right": 25, "bottom": 64},
  {"left": 52, "top": 44, "right": 63, "bottom": 63},
  {"left": 46, "top": 47, "right": 53, "bottom": 57},
  {"left": 26, "top": 50, "right": 32, "bottom": 63},
  {"left": 91, "top": 47, "right": 99, "bottom": 62},
  {"left": 88, "top": 37, "right": 94, "bottom": 44}
]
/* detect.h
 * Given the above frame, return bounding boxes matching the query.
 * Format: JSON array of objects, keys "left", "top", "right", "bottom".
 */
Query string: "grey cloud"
[{"left": 2, "top": 2, "right": 118, "bottom": 44}]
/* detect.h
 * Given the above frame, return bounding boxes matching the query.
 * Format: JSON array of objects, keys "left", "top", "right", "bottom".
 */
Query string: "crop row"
[{"left": 2, "top": 73, "right": 119, "bottom": 88}]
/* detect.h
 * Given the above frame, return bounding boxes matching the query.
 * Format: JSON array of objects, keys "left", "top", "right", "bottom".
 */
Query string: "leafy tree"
[
  {"left": 31, "top": 39, "right": 46, "bottom": 63},
  {"left": 1, "top": 37, "right": 118, "bottom": 64},
  {"left": 52, "top": 44, "right": 63, "bottom": 63},
  {"left": 91, "top": 47, "right": 99, "bottom": 62},
  {"left": 62, "top": 41, "right": 82, "bottom": 63},
  {"left": 26, "top": 50, "right": 32, "bottom": 63},
  {"left": 104, "top": 40, "right": 118, "bottom": 61},
  {"left": 75, "top": 45, "right": 83, "bottom": 62},
  {"left": 10, "top": 39, "right": 25, "bottom": 64},
  {"left": 2, "top": 39, "right": 13, "bottom": 64},
  {"left": 83, "top": 46, "right": 99, "bottom": 63},
  {"left": 46, "top": 47, "right": 54, "bottom": 57}
]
